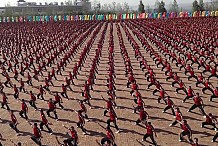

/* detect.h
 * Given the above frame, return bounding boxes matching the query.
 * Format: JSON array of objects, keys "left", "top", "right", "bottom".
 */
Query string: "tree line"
[{"left": 138, "top": 0, "right": 217, "bottom": 14}]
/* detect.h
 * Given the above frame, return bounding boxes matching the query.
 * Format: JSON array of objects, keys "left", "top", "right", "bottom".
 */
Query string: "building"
[{"left": 0, "top": 0, "right": 91, "bottom": 16}]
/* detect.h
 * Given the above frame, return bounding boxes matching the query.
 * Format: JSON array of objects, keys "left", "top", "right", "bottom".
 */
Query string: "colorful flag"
[{"left": 215, "top": 11, "right": 218, "bottom": 17}]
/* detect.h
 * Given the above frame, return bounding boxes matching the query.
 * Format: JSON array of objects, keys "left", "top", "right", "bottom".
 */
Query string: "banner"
[{"left": 1, "top": 11, "right": 218, "bottom": 23}]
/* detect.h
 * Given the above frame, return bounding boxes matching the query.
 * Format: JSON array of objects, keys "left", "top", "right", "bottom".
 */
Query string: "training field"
[{"left": 0, "top": 17, "right": 217, "bottom": 146}]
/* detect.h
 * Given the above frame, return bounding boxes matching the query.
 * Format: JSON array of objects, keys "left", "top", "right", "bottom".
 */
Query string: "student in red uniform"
[
  {"left": 196, "top": 73, "right": 204, "bottom": 87},
  {"left": 169, "top": 107, "right": 183, "bottom": 127},
  {"left": 73, "top": 109, "right": 87, "bottom": 135},
  {"left": 210, "top": 87, "right": 218, "bottom": 101},
  {"left": 13, "top": 84, "right": 19, "bottom": 100},
  {"left": 183, "top": 86, "right": 195, "bottom": 103},
  {"left": 157, "top": 88, "right": 168, "bottom": 104},
  {"left": 103, "top": 96, "right": 115, "bottom": 116},
  {"left": 37, "top": 85, "right": 45, "bottom": 100},
  {"left": 208, "top": 66, "right": 217, "bottom": 80},
  {"left": 62, "top": 125, "right": 78, "bottom": 146},
  {"left": 163, "top": 96, "right": 175, "bottom": 116},
  {"left": 130, "top": 82, "right": 138, "bottom": 96},
  {"left": 19, "top": 99, "right": 28, "bottom": 120},
  {"left": 7, "top": 61, "right": 13, "bottom": 72},
  {"left": 65, "top": 77, "right": 73, "bottom": 91},
  {"left": 29, "top": 91, "right": 37, "bottom": 110},
  {"left": 78, "top": 100, "right": 89, "bottom": 120},
  {"left": 43, "top": 78, "right": 50, "bottom": 91},
  {"left": 33, "top": 69, "right": 39, "bottom": 81},
  {"left": 54, "top": 93, "right": 64, "bottom": 109},
  {"left": 184, "top": 64, "right": 193, "bottom": 75},
  {"left": 127, "top": 73, "right": 135, "bottom": 88},
  {"left": 142, "top": 122, "right": 157, "bottom": 146},
  {"left": 61, "top": 84, "right": 69, "bottom": 100},
  {"left": 39, "top": 109, "right": 52, "bottom": 134},
  {"left": 187, "top": 69, "right": 198, "bottom": 81},
  {"left": 179, "top": 120, "right": 192, "bottom": 142},
  {"left": 82, "top": 90, "right": 92, "bottom": 108},
  {"left": 187, "top": 93, "right": 206, "bottom": 116},
  {"left": 201, "top": 113, "right": 217, "bottom": 131},
  {"left": 27, "top": 72, "right": 33, "bottom": 86},
  {"left": 14, "top": 68, "right": 19, "bottom": 81},
  {"left": 9, "top": 110, "right": 20, "bottom": 135},
  {"left": 133, "top": 95, "right": 145, "bottom": 113},
  {"left": 72, "top": 63, "right": 79, "bottom": 79},
  {"left": 203, "top": 64, "right": 211, "bottom": 75},
  {"left": 107, "top": 109, "right": 120, "bottom": 133},
  {"left": 166, "top": 70, "right": 174, "bottom": 81},
  {"left": 46, "top": 98, "right": 58, "bottom": 120},
  {"left": 1, "top": 93, "right": 10, "bottom": 110},
  {"left": 68, "top": 72, "right": 75, "bottom": 85},
  {"left": 4, "top": 74, "right": 12, "bottom": 87},
  {"left": 136, "top": 108, "right": 149, "bottom": 125},
  {"left": 198, "top": 58, "right": 205, "bottom": 70},
  {"left": 30, "top": 123, "right": 42, "bottom": 146},
  {"left": 47, "top": 72, "right": 54, "bottom": 86},
  {"left": 19, "top": 78, "right": 26, "bottom": 93},
  {"left": 51, "top": 67, "right": 57, "bottom": 80},
  {"left": 202, "top": 79, "right": 214, "bottom": 94}
]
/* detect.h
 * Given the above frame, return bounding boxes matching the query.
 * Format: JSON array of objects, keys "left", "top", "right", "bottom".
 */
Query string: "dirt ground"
[{"left": 0, "top": 20, "right": 217, "bottom": 146}]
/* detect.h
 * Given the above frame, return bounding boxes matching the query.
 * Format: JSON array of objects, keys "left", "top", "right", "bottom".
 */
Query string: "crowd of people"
[{"left": 0, "top": 17, "right": 217, "bottom": 146}]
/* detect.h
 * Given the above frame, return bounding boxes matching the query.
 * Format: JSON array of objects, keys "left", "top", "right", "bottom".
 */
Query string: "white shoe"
[
  {"left": 211, "top": 140, "right": 214, "bottom": 142},
  {"left": 50, "top": 132, "right": 53, "bottom": 135},
  {"left": 187, "top": 110, "right": 190, "bottom": 112},
  {"left": 115, "top": 130, "right": 120, "bottom": 133},
  {"left": 169, "top": 124, "right": 172, "bottom": 127},
  {"left": 162, "top": 111, "right": 165, "bottom": 113},
  {"left": 141, "top": 139, "right": 144, "bottom": 142},
  {"left": 83, "top": 132, "right": 87, "bottom": 135},
  {"left": 215, "top": 128, "right": 217, "bottom": 131},
  {"left": 85, "top": 119, "right": 90, "bottom": 122}
]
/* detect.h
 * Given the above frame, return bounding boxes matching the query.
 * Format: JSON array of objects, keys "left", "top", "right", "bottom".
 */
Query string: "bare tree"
[
  {"left": 123, "top": 2, "right": 130, "bottom": 13},
  {"left": 112, "top": 2, "right": 116, "bottom": 12},
  {"left": 145, "top": 4, "right": 152, "bottom": 13},
  {"left": 116, "top": 3, "right": 122, "bottom": 12}
]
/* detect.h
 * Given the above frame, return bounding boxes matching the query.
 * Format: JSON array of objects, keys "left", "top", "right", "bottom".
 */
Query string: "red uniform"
[
  {"left": 70, "top": 130, "right": 78, "bottom": 141},
  {"left": 146, "top": 125, "right": 153, "bottom": 135},
  {"left": 176, "top": 111, "right": 182, "bottom": 121},
  {"left": 33, "top": 127, "right": 41, "bottom": 138},
  {"left": 41, "top": 113, "right": 48, "bottom": 124},
  {"left": 21, "top": 102, "right": 27, "bottom": 111},
  {"left": 194, "top": 96, "right": 202, "bottom": 106},
  {"left": 11, "top": 113, "right": 17, "bottom": 124},
  {"left": 48, "top": 102, "right": 56, "bottom": 110}
]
